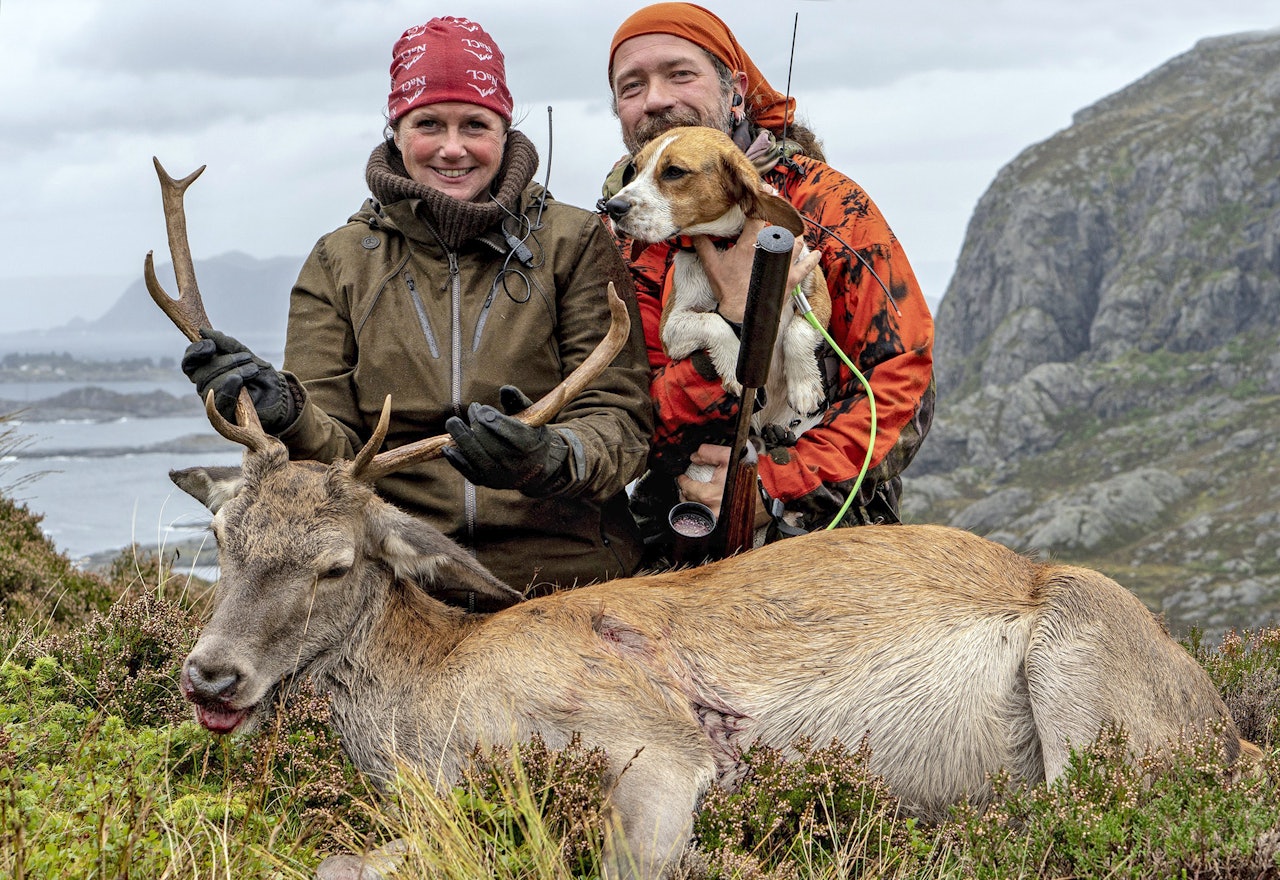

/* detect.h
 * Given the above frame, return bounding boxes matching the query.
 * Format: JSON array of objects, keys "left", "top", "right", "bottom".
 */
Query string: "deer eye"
[
  {"left": 661, "top": 165, "right": 688, "bottom": 181},
  {"left": 320, "top": 563, "right": 351, "bottom": 581}
]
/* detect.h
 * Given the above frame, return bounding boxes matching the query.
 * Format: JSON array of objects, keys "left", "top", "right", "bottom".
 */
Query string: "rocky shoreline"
[
  {"left": 78, "top": 535, "right": 221, "bottom": 574},
  {"left": 14, "top": 432, "right": 234, "bottom": 459},
  {"left": 1, "top": 386, "right": 203, "bottom": 422}
]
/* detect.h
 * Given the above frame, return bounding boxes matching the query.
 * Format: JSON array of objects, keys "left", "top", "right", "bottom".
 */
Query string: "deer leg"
[
  {"left": 1025, "top": 569, "right": 1244, "bottom": 781},
  {"left": 602, "top": 750, "right": 715, "bottom": 880}
]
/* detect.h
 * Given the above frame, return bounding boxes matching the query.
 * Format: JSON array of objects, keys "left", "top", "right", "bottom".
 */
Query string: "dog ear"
[
  {"left": 749, "top": 187, "right": 806, "bottom": 237},
  {"left": 723, "top": 150, "right": 806, "bottom": 237}
]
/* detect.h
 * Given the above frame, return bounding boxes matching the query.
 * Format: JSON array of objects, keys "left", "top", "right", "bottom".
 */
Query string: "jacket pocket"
[{"left": 405, "top": 271, "right": 441, "bottom": 358}]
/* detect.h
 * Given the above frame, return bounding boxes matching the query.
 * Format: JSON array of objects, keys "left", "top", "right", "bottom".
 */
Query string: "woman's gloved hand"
[
  {"left": 181, "top": 328, "right": 297, "bottom": 433},
  {"left": 444, "top": 385, "right": 573, "bottom": 496}
]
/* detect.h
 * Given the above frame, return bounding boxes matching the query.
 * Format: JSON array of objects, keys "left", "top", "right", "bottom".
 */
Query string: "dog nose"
[{"left": 603, "top": 197, "right": 631, "bottom": 220}]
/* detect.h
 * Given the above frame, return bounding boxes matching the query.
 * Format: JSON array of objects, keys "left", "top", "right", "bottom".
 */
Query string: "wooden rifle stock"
[
  {"left": 712, "top": 226, "right": 795, "bottom": 558},
  {"left": 720, "top": 448, "right": 760, "bottom": 554}
]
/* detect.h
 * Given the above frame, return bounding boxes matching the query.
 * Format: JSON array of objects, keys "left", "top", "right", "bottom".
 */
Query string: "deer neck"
[{"left": 311, "top": 573, "right": 486, "bottom": 783}]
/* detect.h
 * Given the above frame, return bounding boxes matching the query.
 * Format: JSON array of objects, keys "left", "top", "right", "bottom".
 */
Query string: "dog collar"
[{"left": 671, "top": 234, "right": 735, "bottom": 253}]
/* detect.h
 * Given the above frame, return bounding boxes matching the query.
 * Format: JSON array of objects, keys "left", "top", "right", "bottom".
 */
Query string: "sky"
[{"left": 1, "top": 0, "right": 1277, "bottom": 333}]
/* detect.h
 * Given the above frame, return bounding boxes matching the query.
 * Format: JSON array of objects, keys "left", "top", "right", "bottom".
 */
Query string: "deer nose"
[
  {"left": 182, "top": 657, "right": 242, "bottom": 702},
  {"left": 603, "top": 197, "right": 632, "bottom": 221}
]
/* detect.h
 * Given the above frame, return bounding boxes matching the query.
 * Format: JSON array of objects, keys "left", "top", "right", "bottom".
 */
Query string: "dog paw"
[{"left": 787, "top": 383, "right": 826, "bottom": 420}]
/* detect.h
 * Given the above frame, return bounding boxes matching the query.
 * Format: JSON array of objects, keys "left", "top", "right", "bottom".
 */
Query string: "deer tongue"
[{"left": 195, "top": 702, "right": 250, "bottom": 735}]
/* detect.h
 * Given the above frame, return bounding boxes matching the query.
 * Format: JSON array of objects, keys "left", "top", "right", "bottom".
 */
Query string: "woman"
[{"left": 182, "top": 17, "right": 652, "bottom": 593}]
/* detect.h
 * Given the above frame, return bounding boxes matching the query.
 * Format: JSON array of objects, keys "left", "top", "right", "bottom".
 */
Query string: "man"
[{"left": 603, "top": 2, "right": 936, "bottom": 561}]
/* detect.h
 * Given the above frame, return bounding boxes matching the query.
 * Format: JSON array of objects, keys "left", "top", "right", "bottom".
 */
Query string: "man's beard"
[{"left": 623, "top": 105, "right": 733, "bottom": 155}]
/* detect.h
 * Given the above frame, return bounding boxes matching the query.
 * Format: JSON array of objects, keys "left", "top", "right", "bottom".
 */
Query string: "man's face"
[{"left": 611, "top": 33, "right": 736, "bottom": 155}]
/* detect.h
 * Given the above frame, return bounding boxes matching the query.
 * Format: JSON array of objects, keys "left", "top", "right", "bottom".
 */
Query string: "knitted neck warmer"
[{"left": 365, "top": 129, "right": 539, "bottom": 250}]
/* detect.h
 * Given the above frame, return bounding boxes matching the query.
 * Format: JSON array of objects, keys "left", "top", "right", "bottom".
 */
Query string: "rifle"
[{"left": 668, "top": 225, "right": 795, "bottom": 561}]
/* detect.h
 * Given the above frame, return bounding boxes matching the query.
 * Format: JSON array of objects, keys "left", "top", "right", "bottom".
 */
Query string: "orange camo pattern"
[{"left": 619, "top": 154, "right": 935, "bottom": 505}]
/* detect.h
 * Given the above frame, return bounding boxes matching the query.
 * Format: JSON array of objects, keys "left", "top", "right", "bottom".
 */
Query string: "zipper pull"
[{"left": 442, "top": 251, "right": 459, "bottom": 292}]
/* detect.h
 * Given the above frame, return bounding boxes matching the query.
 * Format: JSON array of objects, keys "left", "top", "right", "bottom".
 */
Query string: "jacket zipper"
[
  {"left": 448, "top": 250, "right": 462, "bottom": 416},
  {"left": 471, "top": 235, "right": 509, "bottom": 351}
]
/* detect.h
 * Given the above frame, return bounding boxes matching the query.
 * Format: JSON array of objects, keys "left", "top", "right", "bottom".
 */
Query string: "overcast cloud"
[{"left": 1, "top": 0, "right": 1276, "bottom": 331}]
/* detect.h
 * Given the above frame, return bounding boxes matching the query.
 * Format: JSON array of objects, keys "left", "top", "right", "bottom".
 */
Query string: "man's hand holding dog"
[{"left": 692, "top": 217, "right": 822, "bottom": 322}]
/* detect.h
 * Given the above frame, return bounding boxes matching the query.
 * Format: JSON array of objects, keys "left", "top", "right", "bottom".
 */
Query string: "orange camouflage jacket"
[{"left": 615, "top": 152, "right": 936, "bottom": 537}]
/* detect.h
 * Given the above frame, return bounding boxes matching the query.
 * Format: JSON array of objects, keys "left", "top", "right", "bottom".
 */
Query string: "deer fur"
[{"left": 175, "top": 440, "right": 1257, "bottom": 880}]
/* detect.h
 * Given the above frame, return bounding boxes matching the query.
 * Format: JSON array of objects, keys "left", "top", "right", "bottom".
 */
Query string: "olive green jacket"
[{"left": 278, "top": 186, "right": 652, "bottom": 592}]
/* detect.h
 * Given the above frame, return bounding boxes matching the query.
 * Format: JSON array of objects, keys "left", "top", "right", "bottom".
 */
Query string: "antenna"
[
  {"left": 535, "top": 105, "right": 553, "bottom": 229},
  {"left": 781, "top": 13, "right": 798, "bottom": 146}
]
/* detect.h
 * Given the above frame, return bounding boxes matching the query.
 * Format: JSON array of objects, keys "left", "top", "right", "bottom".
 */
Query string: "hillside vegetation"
[{"left": 2, "top": 411, "right": 1279, "bottom": 877}]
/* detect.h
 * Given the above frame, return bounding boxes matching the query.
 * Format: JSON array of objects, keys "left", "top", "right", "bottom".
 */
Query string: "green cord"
[{"left": 793, "top": 287, "right": 877, "bottom": 530}]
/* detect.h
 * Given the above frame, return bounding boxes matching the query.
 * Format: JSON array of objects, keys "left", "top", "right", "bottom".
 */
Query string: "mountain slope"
[
  {"left": 905, "top": 29, "right": 1280, "bottom": 636},
  {"left": 0, "top": 251, "right": 298, "bottom": 360}
]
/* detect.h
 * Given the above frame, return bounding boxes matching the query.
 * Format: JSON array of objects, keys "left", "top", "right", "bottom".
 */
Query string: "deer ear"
[
  {"left": 170, "top": 466, "right": 245, "bottom": 513},
  {"left": 368, "top": 506, "right": 524, "bottom": 611}
]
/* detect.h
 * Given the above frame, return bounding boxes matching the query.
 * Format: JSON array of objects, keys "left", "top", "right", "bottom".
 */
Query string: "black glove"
[
  {"left": 444, "top": 386, "right": 572, "bottom": 496},
  {"left": 181, "top": 328, "right": 296, "bottom": 433}
]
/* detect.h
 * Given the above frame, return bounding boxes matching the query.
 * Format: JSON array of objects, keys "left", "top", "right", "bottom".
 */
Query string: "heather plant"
[
  {"left": 13, "top": 592, "right": 199, "bottom": 727},
  {"left": 1191, "top": 626, "right": 1280, "bottom": 750},
  {"left": 944, "top": 724, "right": 1280, "bottom": 879},
  {"left": 692, "top": 737, "right": 930, "bottom": 879},
  {"left": 0, "top": 678, "right": 370, "bottom": 878},
  {"left": 0, "top": 493, "right": 115, "bottom": 629},
  {"left": 0, "top": 412, "right": 114, "bottom": 629},
  {"left": 462, "top": 733, "right": 612, "bottom": 875},
  {"left": 0, "top": 569, "right": 374, "bottom": 877}
]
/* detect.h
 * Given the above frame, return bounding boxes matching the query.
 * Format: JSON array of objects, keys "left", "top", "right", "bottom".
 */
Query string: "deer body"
[
  {"left": 146, "top": 160, "right": 1249, "bottom": 878},
  {"left": 175, "top": 451, "right": 1250, "bottom": 880}
]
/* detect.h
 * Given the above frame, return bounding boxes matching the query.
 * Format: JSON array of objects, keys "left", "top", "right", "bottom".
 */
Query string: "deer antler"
[
  {"left": 146, "top": 157, "right": 263, "bottom": 434},
  {"left": 144, "top": 158, "right": 213, "bottom": 342},
  {"left": 349, "top": 281, "right": 631, "bottom": 484},
  {"left": 202, "top": 389, "right": 276, "bottom": 454}
]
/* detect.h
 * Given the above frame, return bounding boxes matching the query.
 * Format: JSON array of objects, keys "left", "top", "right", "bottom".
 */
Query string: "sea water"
[{"left": 1, "top": 379, "right": 239, "bottom": 564}]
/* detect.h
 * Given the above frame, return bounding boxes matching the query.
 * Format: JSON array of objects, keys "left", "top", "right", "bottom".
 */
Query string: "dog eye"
[{"left": 661, "top": 166, "right": 688, "bottom": 181}]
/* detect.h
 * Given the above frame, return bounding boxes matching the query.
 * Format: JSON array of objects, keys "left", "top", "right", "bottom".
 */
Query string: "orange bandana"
[{"left": 608, "top": 2, "right": 795, "bottom": 132}]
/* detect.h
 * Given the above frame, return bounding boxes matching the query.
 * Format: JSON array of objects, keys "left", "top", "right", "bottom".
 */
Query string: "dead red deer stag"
[{"left": 149, "top": 159, "right": 1260, "bottom": 880}]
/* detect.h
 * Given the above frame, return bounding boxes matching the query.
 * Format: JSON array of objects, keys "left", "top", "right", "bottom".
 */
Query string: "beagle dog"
[{"left": 604, "top": 125, "right": 831, "bottom": 445}]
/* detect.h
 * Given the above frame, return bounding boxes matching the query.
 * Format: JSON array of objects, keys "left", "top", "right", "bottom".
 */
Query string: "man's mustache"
[{"left": 629, "top": 109, "right": 710, "bottom": 152}]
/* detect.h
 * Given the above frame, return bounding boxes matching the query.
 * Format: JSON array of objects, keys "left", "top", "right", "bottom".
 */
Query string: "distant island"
[
  {"left": 0, "top": 351, "right": 180, "bottom": 383},
  {"left": 0, "top": 349, "right": 212, "bottom": 424},
  {"left": 0, "top": 386, "right": 205, "bottom": 424}
]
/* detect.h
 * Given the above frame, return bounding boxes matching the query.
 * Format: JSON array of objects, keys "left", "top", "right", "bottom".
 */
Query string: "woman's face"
[{"left": 394, "top": 102, "right": 507, "bottom": 202}]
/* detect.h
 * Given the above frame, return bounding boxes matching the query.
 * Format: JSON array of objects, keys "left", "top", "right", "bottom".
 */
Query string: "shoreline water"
[{"left": 1, "top": 377, "right": 239, "bottom": 567}]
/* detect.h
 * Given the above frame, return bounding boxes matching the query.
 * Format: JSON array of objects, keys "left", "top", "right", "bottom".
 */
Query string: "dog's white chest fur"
[{"left": 662, "top": 248, "right": 826, "bottom": 440}]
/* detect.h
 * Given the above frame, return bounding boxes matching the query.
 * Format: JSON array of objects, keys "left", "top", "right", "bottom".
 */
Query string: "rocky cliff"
[{"left": 904, "top": 29, "right": 1280, "bottom": 637}]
